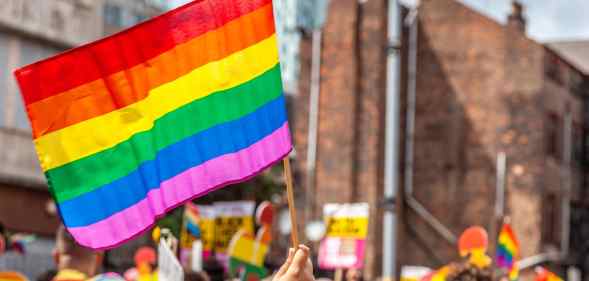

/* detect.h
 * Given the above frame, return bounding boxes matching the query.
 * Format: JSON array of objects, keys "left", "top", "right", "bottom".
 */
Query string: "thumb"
[
  {"left": 285, "top": 245, "right": 310, "bottom": 277},
  {"left": 275, "top": 248, "right": 295, "bottom": 279}
]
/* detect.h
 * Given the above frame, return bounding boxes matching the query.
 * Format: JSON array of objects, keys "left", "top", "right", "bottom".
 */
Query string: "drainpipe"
[
  {"left": 495, "top": 152, "right": 507, "bottom": 220},
  {"left": 492, "top": 152, "right": 507, "bottom": 250},
  {"left": 403, "top": 5, "right": 457, "bottom": 245},
  {"left": 561, "top": 111, "right": 572, "bottom": 258},
  {"left": 382, "top": 0, "right": 401, "bottom": 279},
  {"left": 306, "top": 29, "right": 322, "bottom": 221}
]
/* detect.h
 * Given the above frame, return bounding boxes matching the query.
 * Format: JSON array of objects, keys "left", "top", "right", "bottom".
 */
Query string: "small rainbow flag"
[
  {"left": 184, "top": 202, "right": 202, "bottom": 238},
  {"left": 14, "top": 0, "right": 290, "bottom": 249},
  {"left": 496, "top": 223, "right": 520, "bottom": 281}
]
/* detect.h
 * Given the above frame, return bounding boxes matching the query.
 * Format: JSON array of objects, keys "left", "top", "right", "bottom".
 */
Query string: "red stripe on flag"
[{"left": 15, "top": 0, "right": 270, "bottom": 105}]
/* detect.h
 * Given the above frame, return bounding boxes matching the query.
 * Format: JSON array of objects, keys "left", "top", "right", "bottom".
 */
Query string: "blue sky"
[{"left": 167, "top": 0, "right": 589, "bottom": 42}]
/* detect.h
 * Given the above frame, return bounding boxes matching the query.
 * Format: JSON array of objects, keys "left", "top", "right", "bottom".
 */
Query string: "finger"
[
  {"left": 275, "top": 248, "right": 295, "bottom": 279},
  {"left": 285, "top": 245, "right": 310, "bottom": 277}
]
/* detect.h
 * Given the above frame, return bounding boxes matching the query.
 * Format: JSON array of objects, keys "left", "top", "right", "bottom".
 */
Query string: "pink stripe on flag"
[{"left": 68, "top": 123, "right": 291, "bottom": 249}]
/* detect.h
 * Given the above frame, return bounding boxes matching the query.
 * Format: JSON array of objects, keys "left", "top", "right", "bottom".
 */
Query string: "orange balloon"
[
  {"left": 0, "top": 271, "right": 29, "bottom": 281},
  {"left": 134, "top": 246, "right": 156, "bottom": 267},
  {"left": 255, "top": 201, "right": 274, "bottom": 226},
  {"left": 458, "top": 226, "right": 488, "bottom": 256}
]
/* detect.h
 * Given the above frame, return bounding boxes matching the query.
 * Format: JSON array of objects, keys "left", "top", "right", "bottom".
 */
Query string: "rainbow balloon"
[
  {"left": 496, "top": 223, "right": 520, "bottom": 281},
  {"left": 14, "top": 0, "right": 290, "bottom": 249}
]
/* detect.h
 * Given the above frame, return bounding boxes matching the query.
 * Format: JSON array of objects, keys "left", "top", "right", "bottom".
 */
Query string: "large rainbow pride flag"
[
  {"left": 496, "top": 223, "right": 520, "bottom": 281},
  {"left": 14, "top": 0, "right": 291, "bottom": 249}
]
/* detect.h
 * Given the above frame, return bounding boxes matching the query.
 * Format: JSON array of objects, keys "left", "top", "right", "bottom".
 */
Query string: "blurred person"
[
  {"left": 184, "top": 270, "right": 210, "bottom": 281},
  {"left": 203, "top": 256, "right": 225, "bottom": 281},
  {"left": 37, "top": 270, "right": 57, "bottom": 281},
  {"left": 446, "top": 261, "right": 497, "bottom": 281},
  {"left": 52, "top": 225, "right": 103, "bottom": 281},
  {"left": 345, "top": 269, "right": 362, "bottom": 281},
  {"left": 272, "top": 245, "right": 315, "bottom": 281}
]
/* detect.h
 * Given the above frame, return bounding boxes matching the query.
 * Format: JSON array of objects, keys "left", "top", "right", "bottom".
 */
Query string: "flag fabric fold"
[{"left": 14, "top": 0, "right": 291, "bottom": 249}]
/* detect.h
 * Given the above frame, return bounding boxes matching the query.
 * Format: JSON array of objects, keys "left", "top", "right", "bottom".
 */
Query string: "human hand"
[{"left": 273, "top": 245, "right": 315, "bottom": 281}]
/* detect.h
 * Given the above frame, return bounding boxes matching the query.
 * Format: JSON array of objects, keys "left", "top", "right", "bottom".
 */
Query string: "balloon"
[
  {"left": 458, "top": 226, "right": 488, "bottom": 256},
  {"left": 0, "top": 271, "right": 29, "bottom": 281},
  {"left": 134, "top": 246, "right": 157, "bottom": 267},
  {"left": 255, "top": 201, "right": 273, "bottom": 226}
]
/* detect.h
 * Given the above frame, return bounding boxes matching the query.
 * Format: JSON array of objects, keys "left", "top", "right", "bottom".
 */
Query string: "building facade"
[
  {"left": 293, "top": 0, "right": 589, "bottom": 280},
  {"left": 395, "top": 1, "right": 589, "bottom": 277},
  {"left": 294, "top": 0, "right": 388, "bottom": 279},
  {"left": 0, "top": 0, "right": 162, "bottom": 278}
]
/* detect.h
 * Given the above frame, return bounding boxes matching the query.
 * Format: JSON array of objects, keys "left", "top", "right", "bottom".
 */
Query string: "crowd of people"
[
  {"left": 25, "top": 225, "right": 315, "bottom": 281},
  {"left": 16, "top": 228, "right": 499, "bottom": 281}
]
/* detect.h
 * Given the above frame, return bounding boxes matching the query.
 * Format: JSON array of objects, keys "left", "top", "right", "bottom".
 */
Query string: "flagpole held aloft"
[{"left": 283, "top": 157, "right": 300, "bottom": 246}]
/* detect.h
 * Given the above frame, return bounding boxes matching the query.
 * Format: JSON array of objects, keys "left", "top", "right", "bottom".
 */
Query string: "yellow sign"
[
  {"left": 325, "top": 217, "right": 369, "bottom": 238},
  {"left": 323, "top": 203, "right": 369, "bottom": 239},
  {"left": 213, "top": 201, "right": 255, "bottom": 254},
  {"left": 180, "top": 204, "right": 216, "bottom": 253},
  {"left": 215, "top": 216, "right": 254, "bottom": 253}
]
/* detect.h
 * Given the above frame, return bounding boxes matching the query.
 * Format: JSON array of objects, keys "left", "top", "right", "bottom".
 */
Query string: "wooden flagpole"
[{"left": 283, "top": 157, "right": 300, "bottom": 246}]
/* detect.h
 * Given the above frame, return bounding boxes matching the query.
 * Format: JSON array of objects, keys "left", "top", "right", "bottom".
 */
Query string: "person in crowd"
[
  {"left": 345, "top": 269, "right": 362, "bottom": 281},
  {"left": 52, "top": 225, "right": 103, "bottom": 281},
  {"left": 184, "top": 270, "right": 210, "bottom": 281},
  {"left": 37, "top": 270, "right": 57, "bottom": 281},
  {"left": 272, "top": 245, "right": 314, "bottom": 281},
  {"left": 446, "top": 260, "right": 497, "bottom": 281}
]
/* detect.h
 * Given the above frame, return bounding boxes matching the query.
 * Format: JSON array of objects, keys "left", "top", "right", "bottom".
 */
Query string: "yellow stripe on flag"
[{"left": 498, "top": 233, "right": 518, "bottom": 254}]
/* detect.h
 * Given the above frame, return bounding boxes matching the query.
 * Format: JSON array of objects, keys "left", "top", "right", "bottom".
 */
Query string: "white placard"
[
  {"left": 191, "top": 240, "right": 203, "bottom": 272},
  {"left": 158, "top": 240, "right": 184, "bottom": 281}
]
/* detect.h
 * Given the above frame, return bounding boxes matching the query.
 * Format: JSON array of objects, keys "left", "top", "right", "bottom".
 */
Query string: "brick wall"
[
  {"left": 396, "top": 0, "right": 586, "bottom": 274},
  {"left": 293, "top": 0, "right": 387, "bottom": 279}
]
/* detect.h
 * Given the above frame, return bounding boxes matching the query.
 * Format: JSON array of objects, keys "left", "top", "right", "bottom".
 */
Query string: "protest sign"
[
  {"left": 214, "top": 201, "right": 255, "bottom": 255},
  {"left": 192, "top": 240, "right": 203, "bottom": 272},
  {"left": 158, "top": 240, "right": 183, "bottom": 281},
  {"left": 318, "top": 203, "right": 369, "bottom": 269},
  {"left": 227, "top": 201, "right": 274, "bottom": 281},
  {"left": 180, "top": 204, "right": 216, "bottom": 264},
  {"left": 400, "top": 266, "right": 432, "bottom": 281}
]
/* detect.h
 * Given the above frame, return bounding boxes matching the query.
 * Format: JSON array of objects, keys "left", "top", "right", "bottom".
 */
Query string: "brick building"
[
  {"left": 396, "top": 0, "right": 589, "bottom": 275},
  {"left": 294, "top": 0, "right": 388, "bottom": 279},
  {"left": 293, "top": 0, "right": 589, "bottom": 279}
]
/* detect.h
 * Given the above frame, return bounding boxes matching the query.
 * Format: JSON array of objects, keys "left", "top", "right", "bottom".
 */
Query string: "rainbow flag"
[
  {"left": 496, "top": 223, "right": 520, "bottom": 281},
  {"left": 14, "top": 0, "right": 290, "bottom": 249},
  {"left": 184, "top": 202, "right": 202, "bottom": 238}
]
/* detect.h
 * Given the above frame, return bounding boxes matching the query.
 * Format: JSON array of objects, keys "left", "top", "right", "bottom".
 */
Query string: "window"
[
  {"left": 545, "top": 52, "right": 562, "bottom": 85},
  {"left": 569, "top": 71, "right": 585, "bottom": 96},
  {"left": 573, "top": 123, "right": 583, "bottom": 166},
  {"left": 104, "top": 4, "right": 122, "bottom": 26},
  {"left": 546, "top": 113, "right": 562, "bottom": 160},
  {"left": 134, "top": 13, "right": 148, "bottom": 25},
  {"left": 121, "top": 9, "right": 136, "bottom": 27},
  {"left": 0, "top": 33, "right": 8, "bottom": 127},
  {"left": 542, "top": 193, "right": 560, "bottom": 246},
  {"left": 50, "top": 9, "right": 65, "bottom": 31}
]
